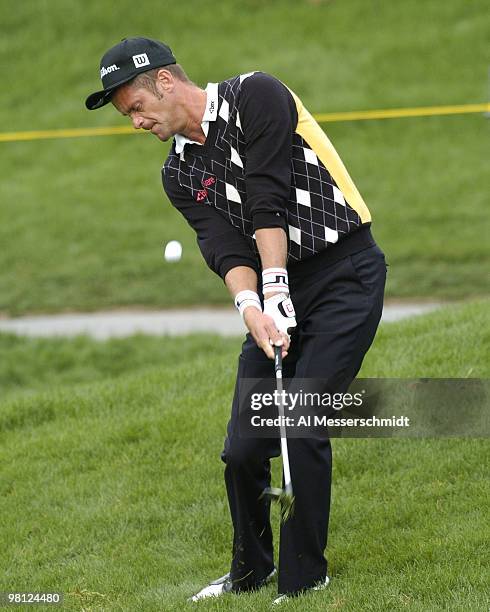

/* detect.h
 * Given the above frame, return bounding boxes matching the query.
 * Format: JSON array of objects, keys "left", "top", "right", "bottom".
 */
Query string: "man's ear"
[{"left": 156, "top": 68, "right": 175, "bottom": 92}]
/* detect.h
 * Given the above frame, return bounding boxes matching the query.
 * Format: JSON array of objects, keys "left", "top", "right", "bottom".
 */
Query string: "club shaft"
[{"left": 275, "top": 346, "right": 292, "bottom": 490}]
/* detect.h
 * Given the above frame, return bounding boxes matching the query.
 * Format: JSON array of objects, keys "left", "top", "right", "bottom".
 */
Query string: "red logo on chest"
[{"left": 196, "top": 177, "right": 216, "bottom": 202}]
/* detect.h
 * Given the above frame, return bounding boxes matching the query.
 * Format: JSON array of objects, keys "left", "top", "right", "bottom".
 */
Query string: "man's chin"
[{"left": 153, "top": 132, "right": 169, "bottom": 142}]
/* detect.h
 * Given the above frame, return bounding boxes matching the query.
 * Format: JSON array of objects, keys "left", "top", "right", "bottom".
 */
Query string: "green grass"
[
  {"left": 0, "top": 0, "right": 489, "bottom": 314},
  {"left": 0, "top": 302, "right": 489, "bottom": 611},
  {"left": 0, "top": 333, "right": 236, "bottom": 399}
]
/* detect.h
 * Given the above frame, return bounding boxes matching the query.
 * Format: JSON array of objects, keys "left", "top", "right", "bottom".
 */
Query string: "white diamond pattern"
[
  {"left": 230, "top": 146, "right": 243, "bottom": 168},
  {"left": 332, "top": 185, "right": 346, "bottom": 205},
  {"left": 289, "top": 224, "right": 302, "bottom": 245},
  {"left": 226, "top": 182, "right": 242, "bottom": 203},
  {"left": 296, "top": 188, "right": 311, "bottom": 207},
  {"left": 325, "top": 227, "right": 339, "bottom": 243},
  {"left": 304, "top": 147, "right": 319, "bottom": 166},
  {"left": 239, "top": 71, "right": 256, "bottom": 83},
  {"left": 219, "top": 100, "right": 229, "bottom": 122}
]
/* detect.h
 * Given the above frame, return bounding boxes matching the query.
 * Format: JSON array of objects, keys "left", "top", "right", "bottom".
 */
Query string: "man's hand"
[
  {"left": 243, "top": 307, "right": 290, "bottom": 359},
  {"left": 263, "top": 292, "right": 297, "bottom": 336}
]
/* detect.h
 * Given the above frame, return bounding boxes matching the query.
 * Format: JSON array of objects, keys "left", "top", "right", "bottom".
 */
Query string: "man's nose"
[{"left": 131, "top": 114, "right": 144, "bottom": 129}]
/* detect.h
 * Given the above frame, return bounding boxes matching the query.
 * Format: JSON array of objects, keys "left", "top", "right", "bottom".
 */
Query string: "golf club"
[{"left": 260, "top": 345, "right": 295, "bottom": 522}]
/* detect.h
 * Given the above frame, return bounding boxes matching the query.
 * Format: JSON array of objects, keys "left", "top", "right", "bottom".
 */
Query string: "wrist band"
[
  {"left": 262, "top": 267, "right": 289, "bottom": 295},
  {"left": 234, "top": 290, "right": 262, "bottom": 317}
]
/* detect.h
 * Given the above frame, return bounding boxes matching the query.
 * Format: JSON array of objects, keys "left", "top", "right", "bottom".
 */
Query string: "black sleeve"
[
  {"left": 162, "top": 168, "right": 260, "bottom": 280},
  {"left": 239, "top": 72, "right": 298, "bottom": 233}
]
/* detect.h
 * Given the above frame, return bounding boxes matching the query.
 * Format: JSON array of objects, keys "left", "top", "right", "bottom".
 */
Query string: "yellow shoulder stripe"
[{"left": 289, "top": 89, "right": 371, "bottom": 223}]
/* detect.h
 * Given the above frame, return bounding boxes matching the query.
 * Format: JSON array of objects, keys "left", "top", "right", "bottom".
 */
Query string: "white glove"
[{"left": 263, "top": 293, "right": 297, "bottom": 336}]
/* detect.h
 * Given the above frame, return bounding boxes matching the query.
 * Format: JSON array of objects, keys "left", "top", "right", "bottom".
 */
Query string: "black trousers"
[{"left": 221, "top": 245, "right": 387, "bottom": 595}]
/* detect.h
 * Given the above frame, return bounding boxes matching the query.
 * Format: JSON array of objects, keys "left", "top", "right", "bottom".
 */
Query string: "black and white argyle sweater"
[{"left": 162, "top": 72, "right": 373, "bottom": 281}]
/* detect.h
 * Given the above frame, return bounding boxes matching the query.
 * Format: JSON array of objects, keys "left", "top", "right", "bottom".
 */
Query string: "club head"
[
  {"left": 260, "top": 487, "right": 295, "bottom": 523},
  {"left": 260, "top": 487, "right": 284, "bottom": 500}
]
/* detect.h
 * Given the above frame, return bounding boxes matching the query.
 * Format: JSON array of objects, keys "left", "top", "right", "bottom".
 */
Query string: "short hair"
[{"left": 128, "top": 64, "right": 191, "bottom": 97}]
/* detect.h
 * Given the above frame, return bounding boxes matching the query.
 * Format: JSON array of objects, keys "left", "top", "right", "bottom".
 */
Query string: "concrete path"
[{"left": 0, "top": 303, "right": 442, "bottom": 340}]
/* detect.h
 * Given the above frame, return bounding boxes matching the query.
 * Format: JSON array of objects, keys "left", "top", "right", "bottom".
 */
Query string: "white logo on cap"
[
  {"left": 100, "top": 64, "right": 120, "bottom": 78},
  {"left": 133, "top": 53, "right": 150, "bottom": 68}
]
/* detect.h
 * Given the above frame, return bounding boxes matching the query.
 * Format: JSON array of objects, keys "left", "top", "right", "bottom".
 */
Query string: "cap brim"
[
  {"left": 85, "top": 72, "right": 136, "bottom": 110},
  {"left": 85, "top": 88, "right": 116, "bottom": 110}
]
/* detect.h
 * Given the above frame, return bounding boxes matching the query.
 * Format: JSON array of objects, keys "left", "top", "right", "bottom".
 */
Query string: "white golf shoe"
[
  {"left": 190, "top": 567, "right": 277, "bottom": 602},
  {"left": 189, "top": 572, "right": 233, "bottom": 602},
  {"left": 272, "top": 575, "right": 330, "bottom": 605}
]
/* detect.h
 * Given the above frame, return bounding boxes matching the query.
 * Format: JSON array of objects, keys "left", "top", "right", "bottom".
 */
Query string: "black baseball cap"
[{"left": 85, "top": 37, "right": 176, "bottom": 110}]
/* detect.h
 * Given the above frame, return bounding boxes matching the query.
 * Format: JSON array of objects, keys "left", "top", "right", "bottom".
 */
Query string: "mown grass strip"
[{"left": 1, "top": 103, "right": 488, "bottom": 143}]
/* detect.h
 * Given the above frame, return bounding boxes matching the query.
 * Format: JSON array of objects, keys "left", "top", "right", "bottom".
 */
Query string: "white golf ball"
[{"left": 164, "top": 240, "right": 182, "bottom": 262}]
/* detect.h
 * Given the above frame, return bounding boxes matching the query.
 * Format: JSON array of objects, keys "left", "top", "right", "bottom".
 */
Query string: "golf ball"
[{"left": 164, "top": 240, "right": 182, "bottom": 262}]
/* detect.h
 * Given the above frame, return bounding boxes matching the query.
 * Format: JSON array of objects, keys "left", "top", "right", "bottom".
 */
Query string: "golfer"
[{"left": 86, "top": 37, "right": 386, "bottom": 604}]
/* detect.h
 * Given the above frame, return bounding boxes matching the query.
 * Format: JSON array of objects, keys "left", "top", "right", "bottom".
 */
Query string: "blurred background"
[{"left": 1, "top": 0, "right": 488, "bottom": 316}]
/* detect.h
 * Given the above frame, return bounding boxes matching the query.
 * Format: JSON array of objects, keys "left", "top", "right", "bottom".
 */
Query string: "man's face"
[{"left": 112, "top": 80, "right": 182, "bottom": 142}]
